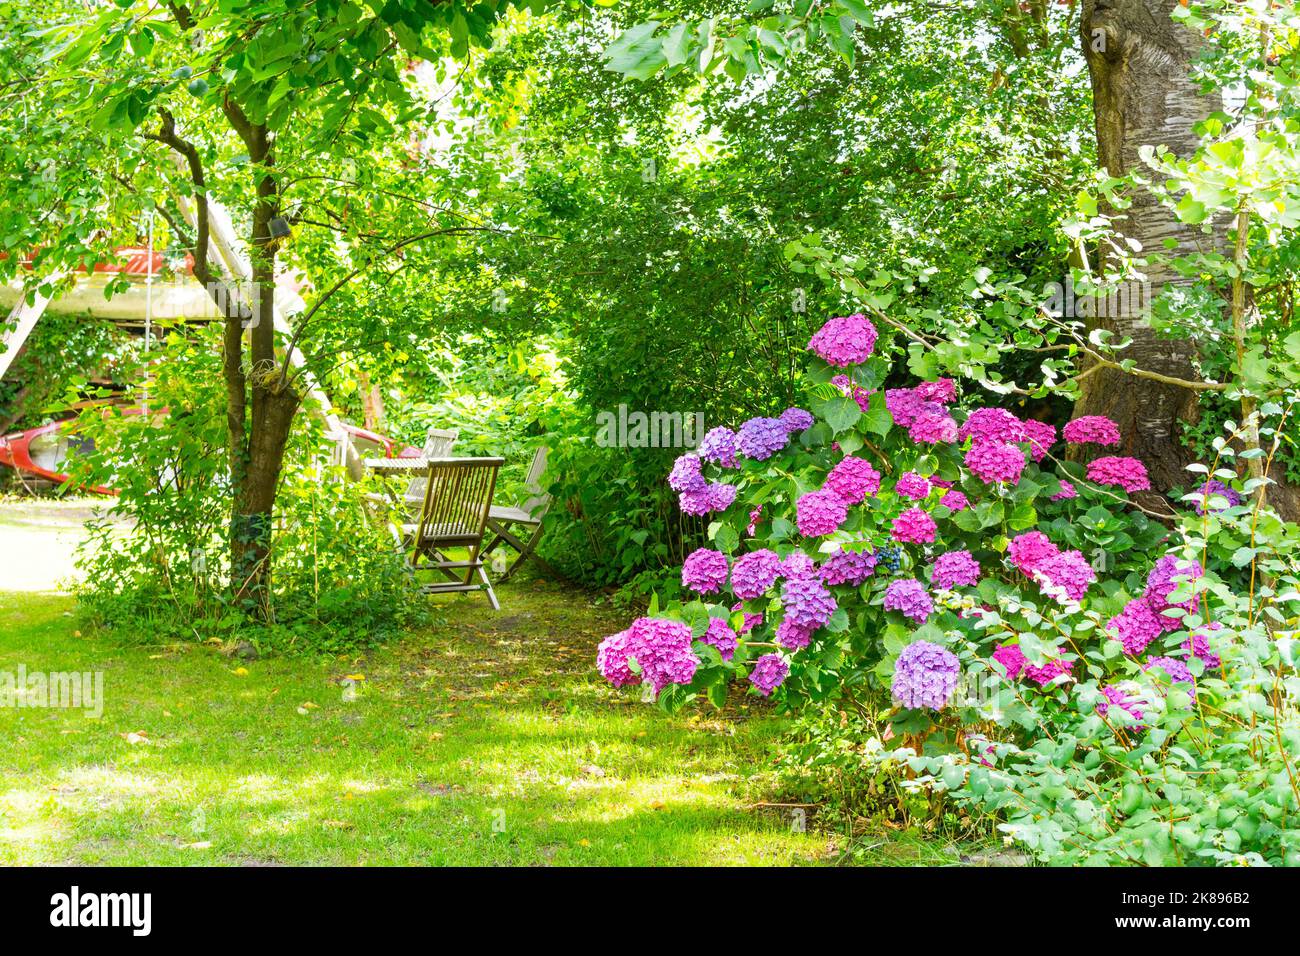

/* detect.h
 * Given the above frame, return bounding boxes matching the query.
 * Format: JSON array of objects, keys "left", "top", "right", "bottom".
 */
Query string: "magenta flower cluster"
[
  {"left": 965, "top": 441, "right": 1026, "bottom": 485},
  {"left": 749, "top": 653, "right": 789, "bottom": 696},
  {"left": 825, "top": 456, "right": 882, "bottom": 503},
  {"left": 730, "top": 549, "right": 782, "bottom": 600},
  {"left": 808, "top": 313, "right": 878, "bottom": 367},
  {"left": 1087, "top": 456, "right": 1150, "bottom": 493},
  {"left": 1062, "top": 415, "right": 1121, "bottom": 446},
  {"left": 597, "top": 618, "right": 700, "bottom": 694},
  {"left": 891, "top": 507, "right": 937, "bottom": 544},
  {"left": 931, "top": 550, "right": 981, "bottom": 589},
  {"left": 681, "top": 547, "right": 728, "bottom": 594},
  {"left": 796, "top": 488, "right": 849, "bottom": 537}
]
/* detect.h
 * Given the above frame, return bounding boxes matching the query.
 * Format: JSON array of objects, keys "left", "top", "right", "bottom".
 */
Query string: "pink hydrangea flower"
[
  {"left": 701, "top": 616, "right": 738, "bottom": 661},
  {"left": 891, "top": 507, "right": 937, "bottom": 544},
  {"left": 1097, "top": 682, "right": 1147, "bottom": 730},
  {"left": 965, "top": 441, "right": 1026, "bottom": 485},
  {"left": 931, "top": 550, "right": 981, "bottom": 589},
  {"left": 1020, "top": 419, "right": 1057, "bottom": 462},
  {"left": 749, "top": 653, "right": 789, "bottom": 696},
  {"left": 1087, "top": 456, "right": 1150, "bottom": 493},
  {"left": 915, "top": 378, "right": 957, "bottom": 404},
  {"left": 597, "top": 617, "right": 700, "bottom": 694},
  {"left": 908, "top": 409, "right": 958, "bottom": 444},
  {"left": 1050, "top": 479, "right": 1077, "bottom": 501},
  {"left": 992, "top": 644, "right": 1026, "bottom": 680},
  {"left": 1107, "top": 598, "right": 1166, "bottom": 656},
  {"left": 796, "top": 489, "right": 849, "bottom": 537},
  {"left": 895, "top": 471, "right": 931, "bottom": 500},
  {"left": 885, "top": 388, "right": 926, "bottom": 427},
  {"left": 831, "top": 374, "right": 872, "bottom": 412},
  {"left": 681, "top": 548, "right": 729, "bottom": 594},
  {"left": 1182, "top": 622, "right": 1223, "bottom": 669},
  {"left": 1062, "top": 415, "right": 1121, "bottom": 446},
  {"left": 825, "top": 456, "right": 881, "bottom": 503},
  {"left": 775, "top": 617, "right": 814, "bottom": 650},
  {"left": 958, "top": 407, "right": 1024, "bottom": 445},
  {"left": 1007, "top": 531, "right": 1059, "bottom": 576},
  {"left": 939, "top": 489, "right": 969, "bottom": 511},
  {"left": 1034, "top": 549, "right": 1096, "bottom": 602},
  {"left": 808, "top": 313, "right": 878, "bottom": 367},
  {"left": 1023, "top": 657, "right": 1074, "bottom": 687},
  {"left": 596, "top": 629, "right": 639, "bottom": 687},
  {"left": 781, "top": 552, "right": 818, "bottom": 579}
]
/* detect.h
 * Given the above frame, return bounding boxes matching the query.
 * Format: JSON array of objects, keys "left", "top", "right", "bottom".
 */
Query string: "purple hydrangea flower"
[
  {"left": 779, "top": 407, "right": 814, "bottom": 433},
  {"left": 775, "top": 617, "right": 813, "bottom": 650},
  {"left": 1144, "top": 656, "right": 1196, "bottom": 685},
  {"left": 596, "top": 629, "right": 639, "bottom": 687},
  {"left": 891, "top": 640, "right": 960, "bottom": 710},
  {"left": 1144, "top": 555, "right": 1203, "bottom": 615},
  {"left": 681, "top": 548, "right": 729, "bottom": 594},
  {"left": 883, "top": 578, "right": 934, "bottom": 623},
  {"left": 736, "top": 417, "right": 789, "bottom": 461},
  {"left": 781, "top": 574, "right": 837, "bottom": 629},
  {"left": 931, "top": 550, "right": 981, "bottom": 589},
  {"left": 1194, "top": 480, "right": 1242, "bottom": 515},
  {"left": 885, "top": 388, "right": 926, "bottom": 427},
  {"left": 819, "top": 547, "right": 878, "bottom": 586},
  {"left": 909, "top": 408, "right": 959, "bottom": 444},
  {"left": 730, "top": 548, "right": 782, "bottom": 600},
  {"left": 749, "top": 654, "right": 789, "bottom": 696},
  {"left": 780, "top": 551, "right": 818, "bottom": 579},
  {"left": 698, "top": 427, "right": 738, "bottom": 468},
  {"left": 808, "top": 313, "right": 878, "bottom": 367},
  {"left": 667, "top": 453, "right": 706, "bottom": 493}
]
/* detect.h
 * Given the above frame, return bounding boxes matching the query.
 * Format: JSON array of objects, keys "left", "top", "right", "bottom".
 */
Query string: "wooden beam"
[{"left": 0, "top": 274, "right": 64, "bottom": 383}]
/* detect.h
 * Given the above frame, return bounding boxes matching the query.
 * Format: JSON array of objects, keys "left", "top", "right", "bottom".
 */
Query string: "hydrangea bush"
[{"left": 594, "top": 312, "right": 1300, "bottom": 866}]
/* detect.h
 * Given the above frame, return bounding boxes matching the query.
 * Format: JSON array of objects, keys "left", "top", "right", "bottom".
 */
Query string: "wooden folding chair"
[
  {"left": 484, "top": 446, "right": 553, "bottom": 582},
  {"left": 402, "top": 456, "right": 504, "bottom": 609},
  {"left": 404, "top": 427, "right": 458, "bottom": 508}
]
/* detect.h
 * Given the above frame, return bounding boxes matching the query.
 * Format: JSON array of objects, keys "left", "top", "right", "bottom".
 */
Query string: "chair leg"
[
  {"left": 478, "top": 565, "right": 501, "bottom": 610},
  {"left": 500, "top": 527, "right": 549, "bottom": 582}
]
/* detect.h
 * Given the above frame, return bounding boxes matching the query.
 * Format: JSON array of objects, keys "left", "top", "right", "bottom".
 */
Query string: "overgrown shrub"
[
  {"left": 594, "top": 312, "right": 1300, "bottom": 866},
  {"left": 66, "top": 331, "right": 421, "bottom": 653}
]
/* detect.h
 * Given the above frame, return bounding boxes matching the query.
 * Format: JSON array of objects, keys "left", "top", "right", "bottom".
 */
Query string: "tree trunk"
[{"left": 1075, "top": 0, "right": 1219, "bottom": 497}]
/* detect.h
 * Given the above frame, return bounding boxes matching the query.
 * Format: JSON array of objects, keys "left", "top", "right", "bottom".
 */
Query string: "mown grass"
[{"left": 0, "top": 579, "right": 955, "bottom": 866}]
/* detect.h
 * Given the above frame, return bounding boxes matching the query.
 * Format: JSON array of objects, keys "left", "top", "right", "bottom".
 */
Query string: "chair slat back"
[
  {"left": 520, "top": 445, "right": 551, "bottom": 518},
  {"left": 406, "top": 428, "right": 459, "bottom": 503},
  {"left": 415, "top": 457, "right": 503, "bottom": 548}
]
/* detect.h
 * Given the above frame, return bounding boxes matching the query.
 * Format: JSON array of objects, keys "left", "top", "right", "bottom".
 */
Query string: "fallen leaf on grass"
[
  {"left": 120, "top": 731, "right": 149, "bottom": 745},
  {"left": 232, "top": 667, "right": 249, "bottom": 677},
  {"left": 181, "top": 841, "right": 212, "bottom": 850}
]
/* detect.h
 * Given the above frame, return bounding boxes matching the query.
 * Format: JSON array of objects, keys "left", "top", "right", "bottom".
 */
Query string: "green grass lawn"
[{"left": 1, "top": 580, "right": 935, "bottom": 866}]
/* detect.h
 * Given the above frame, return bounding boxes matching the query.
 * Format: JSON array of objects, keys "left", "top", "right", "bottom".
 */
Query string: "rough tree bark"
[{"left": 1075, "top": 0, "right": 1220, "bottom": 497}]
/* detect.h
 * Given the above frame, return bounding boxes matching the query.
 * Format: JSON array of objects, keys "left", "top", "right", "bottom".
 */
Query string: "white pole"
[{"left": 143, "top": 211, "right": 154, "bottom": 412}]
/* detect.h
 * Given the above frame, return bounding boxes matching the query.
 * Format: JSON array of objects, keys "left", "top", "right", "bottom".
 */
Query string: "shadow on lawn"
[{"left": 0, "top": 580, "right": 858, "bottom": 866}]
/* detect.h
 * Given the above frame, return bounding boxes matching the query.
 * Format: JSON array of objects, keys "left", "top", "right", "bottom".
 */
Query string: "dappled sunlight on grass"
[{"left": 0, "top": 584, "right": 850, "bottom": 865}]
